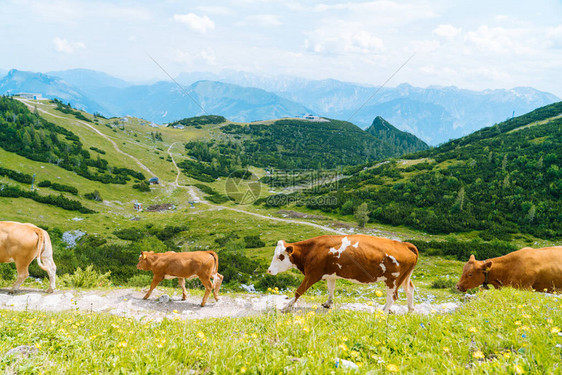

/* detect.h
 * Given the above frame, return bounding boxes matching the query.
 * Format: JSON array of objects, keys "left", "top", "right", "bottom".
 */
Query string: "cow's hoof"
[
  {"left": 321, "top": 302, "right": 332, "bottom": 309},
  {"left": 200, "top": 303, "right": 206, "bottom": 307},
  {"left": 8, "top": 290, "right": 16, "bottom": 295},
  {"left": 280, "top": 307, "right": 293, "bottom": 314},
  {"left": 182, "top": 296, "right": 187, "bottom": 301},
  {"left": 46, "top": 288, "right": 54, "bottom": 294}
]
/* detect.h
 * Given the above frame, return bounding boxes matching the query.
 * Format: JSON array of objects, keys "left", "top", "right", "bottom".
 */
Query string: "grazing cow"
[
  {"left": 456, "top": 247, "right": 562, "bottom": 292},
  {"left": 267, "top": 235, "right": 419, "bottom": 313},
  {"left": 0, "top": 221, "right": 57, "bottom": 293},
  {"left": 136, "top": 250, "right": 224, "bottom": 307}
]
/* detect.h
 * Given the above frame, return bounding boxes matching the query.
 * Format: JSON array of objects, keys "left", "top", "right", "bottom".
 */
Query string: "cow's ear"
[
  {"left": 285, "top": 246, "right": 294, "bottom": 255},
  {"left": 483, "top": 260, "right": 492, "bottom": 270},
  {"left": 469, "top": 254, "right": 475, "bottom": 262},
  {"left": 142, "top": 252, "right": 147, "bottom": 259}
]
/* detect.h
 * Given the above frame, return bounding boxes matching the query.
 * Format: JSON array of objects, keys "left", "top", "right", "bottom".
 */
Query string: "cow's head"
[
  {"left": 456, "top": 254, "right": 492, "bottom": 292},
  {"left": 267, "top": 240, "right": 294, "bottom": 275},
  {"left": 136, "top": 251, "right": 154, "bottom": 271}
]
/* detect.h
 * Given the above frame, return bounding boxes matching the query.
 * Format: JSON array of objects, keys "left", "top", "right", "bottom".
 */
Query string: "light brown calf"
[
  {"left": 0, "top": 221, "right": 57, "bottom": 293},
  {"left": 136, "top": 250, "right": 223, "bottom": 306},
  {"left": 456, "top": 247, "right": 562, "bottom": 292}
]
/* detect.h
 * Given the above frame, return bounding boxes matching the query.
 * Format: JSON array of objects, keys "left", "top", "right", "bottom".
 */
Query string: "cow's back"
[
  {"left": 151, "top": 251, "right": 216, "bottom": 278},
  {"left": 0, "top": 221, "right": 40, "bottom": 263},
  {"left": 501, "top": 247, "right": 562, "bottom": 290},
  {"left": 302, "top": 235, "right": 418, "bottom": 284}
]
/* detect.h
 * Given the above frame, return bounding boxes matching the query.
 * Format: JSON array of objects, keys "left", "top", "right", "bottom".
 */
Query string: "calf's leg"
[
  {"left": 212, "top": 273, "right": 224, "bottom": 301},
  {"left": 178, "top": 278, "right": 188, "bottom": 300},
  {"left": 199, "top": 277, "right": 215, "bottom": 307},
  {"left": 143, "top": 274, "right": 164, "bottom": 299},
  {"left": 383, "top": 281, "right": 398, "bottom": 314}
]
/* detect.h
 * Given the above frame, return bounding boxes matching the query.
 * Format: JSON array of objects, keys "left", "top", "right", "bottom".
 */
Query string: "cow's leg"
[
  {"left": 178, "top": 278, "right": 188, "bottom": 300},
  {"left": 143, "top": 274, "right": 164, "bottom": 300},
  {"left": 11, "top": 261, "right": 30, "bottom": 293},
  {"left": 383, "top": 282, "right": 397, "bottom": 314},
  {"left": 212, "top": 273, "right": 224, "bottom": 301},
  {"left": 322, "top": 276, "right": 336, "bottom": 308},
  {"left": 199, "top": 277, "right": 214, "bottom": 307},
  {"left": 43, "top": 257, "right": 57, "bottom": 293},
  {"left": 282, "top": 276, "right": 319, "bottom": 313},
  {"left": 402, "top": 271, "right": 415, "bottom": 312}
]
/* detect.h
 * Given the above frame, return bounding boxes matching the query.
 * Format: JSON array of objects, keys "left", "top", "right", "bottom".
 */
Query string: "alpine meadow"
[{"left": 1, "top": 1, "right": 562, "bottom": 373}]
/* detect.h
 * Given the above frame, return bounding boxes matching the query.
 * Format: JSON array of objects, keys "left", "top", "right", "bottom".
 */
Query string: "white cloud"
[
  {"left": 245, "top": 14, "right": 282, "bottom": 27},
  {"left": 174, "top": 13, "right": 215, "bottom": 34},
  {"left": 547, "top": 25, "right": 562, "bottom": 49},
  {"left": 465, "top": 25, "right": 532, "bottom": 55},
  {"left": 433, "top": 24, "right": 461, "bottom": 39},
  {"left": 305, "top": 22, "right": 384, "bottom": 55},
  {"left": 53, "top": 37, "right": 85, "bottom": 53},
  {"left": 175, "top": 48, "right": 217, "bottom": 66}
]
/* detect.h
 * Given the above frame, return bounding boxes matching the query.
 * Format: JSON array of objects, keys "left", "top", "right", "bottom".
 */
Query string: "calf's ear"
[
  {"left": 286, "top": 246, "right": 294, "bottom": 255},
  {"left": 483, "top": 260, "right": 492, "bottom": 270},
  {"left": 469, "top": 254, "right": 475, "bottom": 261},
  {"left": 142, "top": 252, "right": 147, "bottom": 259}
]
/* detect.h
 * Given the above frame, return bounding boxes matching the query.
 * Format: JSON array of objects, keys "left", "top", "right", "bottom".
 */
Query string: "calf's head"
[
  {"left": 456, "top": 254, "right": 492, "bottom": 292},
  {"left": 267, "top": 240, "right": 294, "bottom": 275},
  {"left": 136, "top": 251, "right": 154, "bottom": 271}
]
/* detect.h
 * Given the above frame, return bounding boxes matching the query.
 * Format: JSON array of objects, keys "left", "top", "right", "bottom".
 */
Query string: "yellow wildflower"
[
  {"left": 443, "top": 347, "right": 450, "bottom": 353},
  {"left": 472, "top": 350, "right": 485, "bottom": 359},
  {"left": 375, "top": 290, "right": 383, "bottom": 297},
  {"left": 386, "top": 363, "right": 399, "bottom": 372},
  {"left": 514, "top": 364, "right": 525, "bottom": 374},
  {"left": 240, "top": 366, "right": 247, "bottom": 373},
  {"left": 468, "top": 327, "right": 478, "bottom": 333},
  {"left": 551, "top": 327, "right": 560, "bottom": 334}
]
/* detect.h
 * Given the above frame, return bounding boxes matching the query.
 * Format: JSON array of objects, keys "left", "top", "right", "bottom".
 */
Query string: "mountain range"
[{"left": 0, "top": 68, "right": 558, "bottom": 145}]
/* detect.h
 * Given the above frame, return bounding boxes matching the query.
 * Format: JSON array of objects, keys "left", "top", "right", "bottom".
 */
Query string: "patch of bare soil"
[{"left": 145, "top": 203, "right": 175, "bottom": 212}]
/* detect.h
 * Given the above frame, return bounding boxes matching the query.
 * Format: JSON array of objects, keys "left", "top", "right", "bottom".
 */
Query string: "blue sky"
[{"left": 1, "top": 0, "right": 561, "bottom": 96}]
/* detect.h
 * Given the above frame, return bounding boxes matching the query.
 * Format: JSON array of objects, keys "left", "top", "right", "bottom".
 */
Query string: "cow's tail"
[
  {"left": 397, "top": 242, "right": 419, "bottom": 296},
  {"left": 34, "top": 228, "right": 49, "bottom": 271}
]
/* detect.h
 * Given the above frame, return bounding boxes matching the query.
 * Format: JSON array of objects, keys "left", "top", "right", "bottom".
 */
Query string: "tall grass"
[{"left": 0, "top": 288, "right": 560, "bottom": 373}]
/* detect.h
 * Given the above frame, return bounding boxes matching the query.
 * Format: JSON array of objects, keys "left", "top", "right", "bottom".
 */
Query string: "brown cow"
[
  {"left": 136, "top": 250, "right": 224, "bottom": 307},
  {"left": 267, "top": 235, "right": 419, "bottom": 313},
  {"left": 0, "top": 221, "right": 57, "bottom": 293},
  {"left": 456, "top": 247, "right": 562, "bottom": 292}
]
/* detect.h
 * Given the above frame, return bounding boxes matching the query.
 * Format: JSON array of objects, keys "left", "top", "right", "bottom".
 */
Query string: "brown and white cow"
[
  {"left": 267, "top": 235, "right": 419, "bottom": 313},
  {"left": 456, "top": 247, "right": 562, "bottom": 293},
  {"left": 0, "top": 221, "right": 57, "bottom": 293},
  {"left": 136, "top": 250, "right": 224, "bottom": 307}
]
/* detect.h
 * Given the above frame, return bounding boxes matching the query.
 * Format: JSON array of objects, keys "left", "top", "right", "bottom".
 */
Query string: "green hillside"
[
  {"left": 182, "top": 118, "right": 414, "bottom": 181},
  {"left": 366, "top": 116, "right": 428, "bottom": 155},
  {"left": 265, "top": 102, "right": 562, "bottom": 240}
]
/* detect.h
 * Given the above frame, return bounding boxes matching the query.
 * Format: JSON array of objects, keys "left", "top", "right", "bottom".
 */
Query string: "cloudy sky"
[{"left": 1, "top": 0, "right": 561, "bottom": 96}]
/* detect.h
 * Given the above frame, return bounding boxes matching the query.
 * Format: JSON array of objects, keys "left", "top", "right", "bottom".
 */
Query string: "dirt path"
[
  {"left": 0, "top": 288, "right": 459, "bottom": 321},
  {"left": 16, "top": 99, "right": 159, "bottom": 183}
]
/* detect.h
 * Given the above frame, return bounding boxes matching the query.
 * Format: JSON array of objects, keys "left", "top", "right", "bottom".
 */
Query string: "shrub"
[
  {"left": 58, "top": 265, "right": 112, "bottom": 288},
  {"left": 244, "top": 235, "right": 265, "bottom": 248},
  {"left": 430, "top": 277, "right": 456, "bottom": 289},
  {"left": 126, "top": 274, "right": 153, "bottom": 287}
]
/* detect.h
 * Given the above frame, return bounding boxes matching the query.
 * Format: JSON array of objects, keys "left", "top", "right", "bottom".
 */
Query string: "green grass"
[{"left": 1, "top": 288, "right": 560, "bottom": 373}]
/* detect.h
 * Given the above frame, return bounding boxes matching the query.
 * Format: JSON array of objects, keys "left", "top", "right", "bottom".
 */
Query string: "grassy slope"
[{"left": 1, "top": 288, "right": 560, "bottom": 373}]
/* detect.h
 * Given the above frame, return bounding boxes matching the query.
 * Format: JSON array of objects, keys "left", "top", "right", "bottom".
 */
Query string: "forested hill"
[
  {"left": 366, "top": 116, "right": 428, "bottom": 155},
  {"left": 180, "top": 118, "right": 423, "bottom": 181},
  {"left": 265, "top": 101, "right": 562, "bottom": 240},
  {"left": 0, "top": 96, "right": 144, "bottom": 184}
]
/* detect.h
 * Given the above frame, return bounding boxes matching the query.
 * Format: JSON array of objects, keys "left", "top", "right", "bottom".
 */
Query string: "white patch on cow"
[
  {"left": 388, "top": 255, "right": 399, "bottom": 266},
  {"left": 164, "top": 275, "right": 177, "bottom": 280},
  {"left": 379, "top": 261, "right": 386, "bottom": 273},
  {"left": 322, "top": 273, "right": 337, "bottom": 280},
  {"left": 336, "top": 263, "right": 343, "bottom": 269},
  {"left": 391, "top": 272, "right": 400, "bottom": 277},
  {"left": 352, "top": 241, "right": 359, "bottom": 248},
  {"left": 8, "top": 257, "right": 14, "bottom": 262},
  {"left": 329, "top": 237, "right": 351, "bottom": 259},
  {"left": 267, "top": 240, "right": 295, "bottom": 275}
]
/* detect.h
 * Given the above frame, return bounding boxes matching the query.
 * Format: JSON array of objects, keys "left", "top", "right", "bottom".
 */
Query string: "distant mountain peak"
[{"left": 366, "top": 116, "right": 428, "bottom": 154}]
